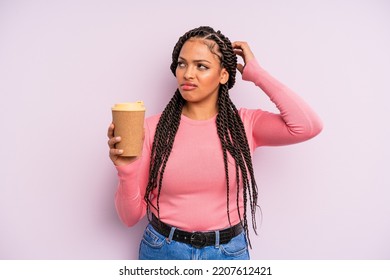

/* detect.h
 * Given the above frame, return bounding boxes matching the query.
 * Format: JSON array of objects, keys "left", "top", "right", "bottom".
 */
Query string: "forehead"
[{"left": 179, "top": 39, "right": 221, "bottom": 62}]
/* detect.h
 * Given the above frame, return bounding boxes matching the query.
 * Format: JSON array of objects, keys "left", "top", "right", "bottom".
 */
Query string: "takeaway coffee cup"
[{"left": 111, "top": 101, "right": 145, "bottom": 157}]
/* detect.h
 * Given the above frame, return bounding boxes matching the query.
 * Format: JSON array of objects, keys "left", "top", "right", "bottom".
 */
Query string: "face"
[{"left": 176, "top": 39, "right": 229, "bottom": 106}]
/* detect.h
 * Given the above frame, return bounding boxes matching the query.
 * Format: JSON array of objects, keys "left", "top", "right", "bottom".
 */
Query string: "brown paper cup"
[{"left": 112, "top": 101, "right": 145, "bottom": 157}]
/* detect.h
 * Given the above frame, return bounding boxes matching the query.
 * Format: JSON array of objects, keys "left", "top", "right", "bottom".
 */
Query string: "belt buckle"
[{"left": 190, "top": 232, "right": 207, "bottom": 248}]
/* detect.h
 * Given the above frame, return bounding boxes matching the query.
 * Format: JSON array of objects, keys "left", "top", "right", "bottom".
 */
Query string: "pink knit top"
[{"left": 114, "top": 59, "right": 323, "bottom": 231}]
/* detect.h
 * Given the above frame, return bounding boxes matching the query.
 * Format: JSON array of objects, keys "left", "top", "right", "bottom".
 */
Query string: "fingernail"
[
  {"left": 116, "top": 137, "right": 121, "bottom": 141},
  {"left": 118, "top": 149, "right": 123, "bottom": 154}
]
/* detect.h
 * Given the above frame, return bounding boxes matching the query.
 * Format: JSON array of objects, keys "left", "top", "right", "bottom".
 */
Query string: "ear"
[{"left": 220, "top": 68, "right": 229, "bottom": 85}]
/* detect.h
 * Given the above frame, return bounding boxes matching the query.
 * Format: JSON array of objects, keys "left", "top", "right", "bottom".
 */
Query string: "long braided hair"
[{"left": 144, "top": 26, "right": 259, "bottom": 246}]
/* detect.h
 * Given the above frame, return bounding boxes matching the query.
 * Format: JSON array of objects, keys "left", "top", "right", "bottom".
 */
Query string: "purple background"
[{"left": 1, "top": 0, "right": 389, "bottom": 259}]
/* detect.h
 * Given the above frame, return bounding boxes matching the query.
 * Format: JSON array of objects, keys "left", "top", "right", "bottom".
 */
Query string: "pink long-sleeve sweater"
[{"left": 114, "top": 59, "right": 323, "bottom": 231}]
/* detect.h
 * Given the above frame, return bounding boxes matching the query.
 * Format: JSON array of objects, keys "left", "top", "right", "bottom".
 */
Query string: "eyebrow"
[{"left": 178, "top": 56, "right": 211, "bottom": 64}]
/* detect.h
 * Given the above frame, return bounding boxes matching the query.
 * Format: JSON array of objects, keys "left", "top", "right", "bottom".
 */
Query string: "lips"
[{"left": 180, "top": 83, "right": 197, "bottom": 91}]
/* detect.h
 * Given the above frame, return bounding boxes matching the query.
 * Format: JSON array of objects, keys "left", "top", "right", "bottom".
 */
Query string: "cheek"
[
  {"left": 175, "top": 69, "right": 183, "bottom": 82},
  {"left": 201, "top": 72, "right": 221, "bottom": 87}
]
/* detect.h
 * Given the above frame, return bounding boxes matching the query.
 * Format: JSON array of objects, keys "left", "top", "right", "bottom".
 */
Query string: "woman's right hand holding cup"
[{"left": 107, "top": 123, "right": 138, "bottom": 166}]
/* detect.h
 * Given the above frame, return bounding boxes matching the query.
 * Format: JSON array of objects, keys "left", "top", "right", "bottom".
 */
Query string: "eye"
[
  {"left": 197, "top": 64, "right": 208, "bottom": 70},
  {"left": 177, "top": 61, "right": 186, "bottom": 68}
]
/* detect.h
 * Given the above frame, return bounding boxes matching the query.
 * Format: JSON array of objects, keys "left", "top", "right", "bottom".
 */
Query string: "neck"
[{"left": 182, "top": 103, "right": 218, "bottom": 120}]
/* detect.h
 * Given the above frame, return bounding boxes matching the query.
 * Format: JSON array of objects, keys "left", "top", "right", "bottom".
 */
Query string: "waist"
[{"left": 150, "top": 214, "right": 244, "bottom": 248}]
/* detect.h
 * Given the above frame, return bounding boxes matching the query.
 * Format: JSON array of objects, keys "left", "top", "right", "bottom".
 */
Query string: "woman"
[{"left": 107, "top": 26, "right": 322, "bottom": 260}]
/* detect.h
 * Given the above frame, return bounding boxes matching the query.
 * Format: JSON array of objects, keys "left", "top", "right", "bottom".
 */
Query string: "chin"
[{"left": 179, "top": 92, "right": 194, "bottom": 102}]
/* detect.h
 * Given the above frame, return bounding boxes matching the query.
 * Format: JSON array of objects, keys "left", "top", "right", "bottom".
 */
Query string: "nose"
[{"left": 183, "top": 66, "right": 194, "bottom": 80}]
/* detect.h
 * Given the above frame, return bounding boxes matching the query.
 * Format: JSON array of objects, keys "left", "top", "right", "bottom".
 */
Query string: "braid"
[
  {"left": 216, "top": 84, "right": 258, "bottom": 248},
  {"left": 145, "top": 26, "right": 259, "bottom": 247},
  {"left": 144, "top": 90, "right": 184, "bottom": 218}
]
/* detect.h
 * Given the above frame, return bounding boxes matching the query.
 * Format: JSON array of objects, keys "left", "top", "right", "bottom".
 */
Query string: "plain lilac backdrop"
[{"left": 0, "top": 0, "right": 389, "bottom": 259}]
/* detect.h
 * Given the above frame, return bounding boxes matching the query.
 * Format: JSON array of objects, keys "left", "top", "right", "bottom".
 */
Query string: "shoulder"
[
  {"left": 144, "top": 113, "right": 161, "bottom": 137},
  {"left": 145, "top": 113, "right": 161, "bottom": 127}
]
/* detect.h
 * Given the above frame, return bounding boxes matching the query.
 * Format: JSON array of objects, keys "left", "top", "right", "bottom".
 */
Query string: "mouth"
[{"left": 180, "top": 83, "right": 198, "bottom": 91}]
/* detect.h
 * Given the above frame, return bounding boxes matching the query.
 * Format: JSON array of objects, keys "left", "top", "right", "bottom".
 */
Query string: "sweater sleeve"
[
  {"left": 241, "top": 59, "right": 323, "bottom": 147},
  {"left": 114, "top": 120, "right": 152, "bottom": 227}
]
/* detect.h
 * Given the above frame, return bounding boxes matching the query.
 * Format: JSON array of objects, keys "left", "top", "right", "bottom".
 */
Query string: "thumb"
[{"left": 237, "top": 63, "right": 244, "bottom": 74}]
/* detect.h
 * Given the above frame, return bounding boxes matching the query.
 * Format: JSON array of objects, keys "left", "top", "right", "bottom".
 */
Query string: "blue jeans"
[{"left": 138, "top": 223, "right": 250, "bottom": 260}]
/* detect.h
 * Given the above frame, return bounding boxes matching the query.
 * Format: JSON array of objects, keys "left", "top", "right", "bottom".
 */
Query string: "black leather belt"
[{"left": 150, "top": 214, "right": 243, "bottom": 248}]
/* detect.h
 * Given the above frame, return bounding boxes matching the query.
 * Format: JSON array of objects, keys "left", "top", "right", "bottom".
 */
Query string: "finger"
[
  {"left": 107, "top": 123, "right": 115, "bottom": 138},
  {"left": 232, "top": 41, "right": 244, "bottom": 47},
  {"left": 234, "top": 49, "right": 244, "bottom": 58},
  {"left": 234, "top": 50, "right": 245, "bottom": 66},
  {"left": 237, "top": 63, "right": 244, "bottom": 74},
  {"left": 108, "top": 136, "right": 121, "bottom": 148},
  {"left": 232, "top": 41, "right": 248, "bottom": 50},
  {"left": 109, "top": 136, "right": 121, "bottom": 147},
  {"left": 109, "top": 148, "right": 123, "bottom": 157},
  {"left": 233, "top": 41, "right": 254, "bottom": 58},
  {"left": 237, "top": 48, "right": 255, "bottom": 64}
]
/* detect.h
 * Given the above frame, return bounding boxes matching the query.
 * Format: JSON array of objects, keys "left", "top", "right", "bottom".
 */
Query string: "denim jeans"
[{"left": 138, "top": 223, "right": 250, "bottom": 260}]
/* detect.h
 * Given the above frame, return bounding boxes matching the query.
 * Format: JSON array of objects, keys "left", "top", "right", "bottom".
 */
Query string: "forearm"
[{"left": 114, "top": 161, "right": 146, "bottom": 227}]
